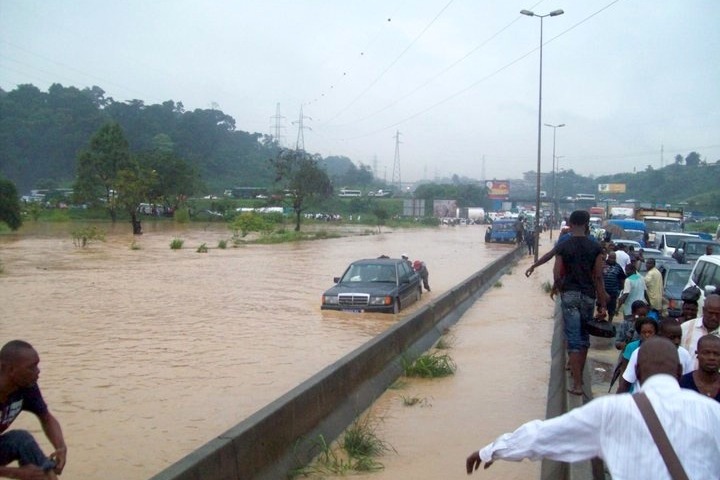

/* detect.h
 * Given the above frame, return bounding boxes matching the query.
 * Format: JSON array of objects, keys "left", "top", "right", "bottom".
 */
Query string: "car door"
[{"left": 397, "top": 262, "right": 416, "bottom": 305}]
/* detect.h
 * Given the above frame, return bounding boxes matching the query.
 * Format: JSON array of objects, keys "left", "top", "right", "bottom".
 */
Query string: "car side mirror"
[
  {"left": 677, "top": 248, "right": 684, "bottom": 255},
  {"left": 333, "top": 276, "right": 340, "bottom": 283},
  {"left": 705, "top": 285, "right": 718, "bottom": 296}
]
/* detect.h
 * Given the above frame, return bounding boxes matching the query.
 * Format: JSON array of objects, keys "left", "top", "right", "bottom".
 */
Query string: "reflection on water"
[{"left": 0, "top": 220, "right": 511, "bottom": 479}]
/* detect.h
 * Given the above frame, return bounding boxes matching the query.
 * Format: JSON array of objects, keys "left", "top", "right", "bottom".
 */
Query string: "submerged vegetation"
[
  {"left": 293, "top": 415, "right": 392, "bottom": 477},
  {"left": 401, "top": 352, "right": 456, "bottom": 378},
  {"left": 70, "top": 225, "right": 106, "bottom": 248}
]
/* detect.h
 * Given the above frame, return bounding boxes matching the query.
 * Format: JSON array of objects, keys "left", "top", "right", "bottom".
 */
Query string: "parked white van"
[
  {"left": 655, "top": 231, "right": 698, "bottom": 257},
  {"left": 684, "top": 254, "right": 720, "bottom": 311}
]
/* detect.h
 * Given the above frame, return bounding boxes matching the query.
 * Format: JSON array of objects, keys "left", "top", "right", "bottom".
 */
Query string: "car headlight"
[
  {"left": 369, "top": 296, "right": 392, "bottom": 305},
  {"left": 323, "top": 295, "right": 339, "bottom": 305}
]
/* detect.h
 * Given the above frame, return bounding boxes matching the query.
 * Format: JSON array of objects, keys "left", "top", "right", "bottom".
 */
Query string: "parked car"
[
  {"left": 672, "top": 238, "right": 720, "bottom": 264},
  {"left": 612, "top": 239, "right": 642, "bottom": 251},
  {"left": 655, "top": 232, "right": 699, "bottom": 257},
  {"left": 684, "top": 254, "right": 720, "bottom": 311},
  {"left": 321, "top": 258, "right": 422, "bottom": 313},
  {"left": 485, "top": 218, "right": 518, "bottom": 243},
  {"left": 638, "top": 248, "right": 676, "bottom": 275},
  {"left": 685, "top": 231, "right": 713, "bottom": 241},
  {"left": 660, "top": 263, "right": 694, "bottom": 317}
]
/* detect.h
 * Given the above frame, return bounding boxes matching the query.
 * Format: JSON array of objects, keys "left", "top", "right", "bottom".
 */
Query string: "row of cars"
[{"left": 630, "top": 232, "right": 720, "bottom": 317}]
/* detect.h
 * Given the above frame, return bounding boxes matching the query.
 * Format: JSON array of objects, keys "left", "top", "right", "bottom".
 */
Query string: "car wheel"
[{"left": 393, "top": 298, "right": 400, "bottom": 314}]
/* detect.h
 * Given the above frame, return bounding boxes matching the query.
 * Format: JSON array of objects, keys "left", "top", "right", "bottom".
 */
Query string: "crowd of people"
[
  {"left": 470, "top": 210, "right": 720, "bottom": 478},
  {"left": 4, "top": 212, "right": 718, "bottom": 479}
]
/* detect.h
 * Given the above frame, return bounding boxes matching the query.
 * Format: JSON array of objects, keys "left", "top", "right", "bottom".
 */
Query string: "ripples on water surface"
[{"left": 0, "top": 221, "right": 509, "bottom": 479}]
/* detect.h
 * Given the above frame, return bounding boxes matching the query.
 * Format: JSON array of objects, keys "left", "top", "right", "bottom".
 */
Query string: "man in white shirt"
[
  {"left": 681, "top": 293, "right": 720, "bottom": 361},
  {"left": 614, "top": 244, "right": 631, "bottom": 271},
  {"left": 466, "top": 337, "right": 720, "bottom": 479}
]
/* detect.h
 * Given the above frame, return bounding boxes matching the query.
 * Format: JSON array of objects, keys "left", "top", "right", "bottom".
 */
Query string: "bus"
[{"left": 338, "top": 189, "right": 362, "bottom": 197}]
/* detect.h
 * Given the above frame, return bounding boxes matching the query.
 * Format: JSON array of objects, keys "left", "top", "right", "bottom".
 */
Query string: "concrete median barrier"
[{"left": 149, "top": 245, "right": 525, "bottom": 480}]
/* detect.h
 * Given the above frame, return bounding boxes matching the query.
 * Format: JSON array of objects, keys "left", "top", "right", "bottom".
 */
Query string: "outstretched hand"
[
  {"left": 466, "top": 451, "right": 493, "bottom": 474},
  {"left": 525, "top": 266, "right": 534, "bottom": 278}
]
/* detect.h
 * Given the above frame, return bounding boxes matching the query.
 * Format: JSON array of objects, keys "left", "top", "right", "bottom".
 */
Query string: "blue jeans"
[
  {"left": 0, "top": 430, "right": 55, "bottom": 470},
  {"left": 561, "top": 290, "right": 595, "bottom": 352}
]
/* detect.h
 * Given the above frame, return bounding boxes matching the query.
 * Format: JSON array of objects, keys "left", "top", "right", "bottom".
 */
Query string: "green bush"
[
  {"left": 170, "top": 238, "right": 184, "bottom": 249},
  {"left": 174, "top": 206, "right": 190, "bottom": 224},
  {"left": 196, "top": 243, "right": 208, "bottom": 253},
  {"left": 71, "top": 226, "right": 106, "bottom": 248},
  {"left": 217, "top": 239, "right": 227, "bottom": 249},
  {"left": 402, "top": 352, "right": 456, "bottom": 378}
]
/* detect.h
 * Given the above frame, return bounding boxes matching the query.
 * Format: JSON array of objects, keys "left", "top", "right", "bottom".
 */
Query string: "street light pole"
[
  {"left": 544, "top": 122, "right": 565, "bottom": 240},
  {"left": 521, "top": 8, "right": 564, "bottom": 262}
]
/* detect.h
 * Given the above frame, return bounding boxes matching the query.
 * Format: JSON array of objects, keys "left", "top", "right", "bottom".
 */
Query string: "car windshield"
[
  {"left": 646, "top": 220, "right": 682, "bottom": 233},
  {"left": 494, "top": 222, "right": 515, "bottom": 231},
  {"left": 620, "top": 230, "right": 645, "bottom": 242},
  {"left": 664, "top": 234, "right": 689, "bottom": 248},
  {"left": 685, "top": 242, "right": 714, "bottom": 255},
  {"left": 665, "top": 268, "right": 691, "bottom": 288},
  {"left": 341, "top": 264, "right": 397, "bottom": 283}
]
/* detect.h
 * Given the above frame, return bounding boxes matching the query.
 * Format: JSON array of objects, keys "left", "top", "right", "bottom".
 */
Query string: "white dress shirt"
[
  {"left": 615, "top": 250, "right": 631, "bottom": 270},
  {"left": 622, "top": 346, "right": 694, "bottom": 390},
  {"left": 681, "top": 316, "right": 719, "bottom": 363},
  {"left": 478, "top": 374, "right": 720, "bottom": 480}
]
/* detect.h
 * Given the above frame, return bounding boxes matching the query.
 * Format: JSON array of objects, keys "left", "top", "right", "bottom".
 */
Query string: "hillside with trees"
[{"left": 1, "top": 83, "right": 718, "bottom": 214}]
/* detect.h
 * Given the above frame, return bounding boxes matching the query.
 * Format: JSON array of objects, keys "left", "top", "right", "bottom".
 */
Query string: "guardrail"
[{"left": 149, "top": 245, "right": 525, "bottom": 480}]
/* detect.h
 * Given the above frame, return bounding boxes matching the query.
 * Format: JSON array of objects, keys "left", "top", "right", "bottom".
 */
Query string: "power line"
[
  {"left": 330, "top": 1, "right": 548, "bottom": 128},
  {"left": 321, "top": 0, "right": 456, "bottom": 124},
  {"left": 335, "top": 0, "right": 623, "bottom": 141}
]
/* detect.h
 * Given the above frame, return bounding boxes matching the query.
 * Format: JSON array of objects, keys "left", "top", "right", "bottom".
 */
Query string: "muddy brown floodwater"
[{"left": 0, "top": 221, "right": 547, "bottom": 480}]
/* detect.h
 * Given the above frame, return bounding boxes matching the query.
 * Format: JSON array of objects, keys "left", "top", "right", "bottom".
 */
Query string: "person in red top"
[{"left": 0, "top": 340, "right": 67, "bottom": 480}]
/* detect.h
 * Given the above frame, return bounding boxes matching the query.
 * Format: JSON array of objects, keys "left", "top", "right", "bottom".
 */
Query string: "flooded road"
[{"left": 0, "top": 220, "right": 525, "bottom": 479}]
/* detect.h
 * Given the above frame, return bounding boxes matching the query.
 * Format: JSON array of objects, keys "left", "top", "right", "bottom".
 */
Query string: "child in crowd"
[
  {"left": 617, "top": 318, "right": 694, "bottom": 393},
  {"left": 615, "top": 300, "right": 650, "bottom": 350}
]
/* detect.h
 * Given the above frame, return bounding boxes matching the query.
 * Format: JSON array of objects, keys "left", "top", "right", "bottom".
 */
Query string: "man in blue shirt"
[{"left": 0, "top": 340, "right": 67, "bottom": 479}]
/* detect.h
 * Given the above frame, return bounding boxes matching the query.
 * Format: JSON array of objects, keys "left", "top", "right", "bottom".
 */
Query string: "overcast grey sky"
[{"left": 1, "top": 0, "right": 718, "bottom": 183}]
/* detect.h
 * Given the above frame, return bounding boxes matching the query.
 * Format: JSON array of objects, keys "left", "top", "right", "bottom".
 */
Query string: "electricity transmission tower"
[
  {"left": 293, "top": 106, "right": 312, "bottom": 151},
  {"left": 269, "top": 103, "right": 285, "bottom": 146},
  {"left": 391, "top": 130, "right": 402, "bottom": 191}
]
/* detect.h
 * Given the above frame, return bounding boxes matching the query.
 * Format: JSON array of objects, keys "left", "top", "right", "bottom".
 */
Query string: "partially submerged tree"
[
  {"left": 0, "top": 176, "right": 22, "bottom": 230},
  {"left": 75, "top": 122, "right": 132, "bottom": 221},
  {"left": 270, "top": 149, "right": 332, "bottom": 231},
  {"left": 115, "top": 163, "right": 158, "bottom": 234}
]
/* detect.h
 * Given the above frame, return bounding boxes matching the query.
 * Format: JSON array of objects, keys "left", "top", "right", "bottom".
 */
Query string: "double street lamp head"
[{"left": 520, "top": 9, "right": 564, "bottom": 17}]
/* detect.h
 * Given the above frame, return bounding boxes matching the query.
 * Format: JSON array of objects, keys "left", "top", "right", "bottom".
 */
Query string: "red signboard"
[{"left": 485, "top": 180, "right": 510, "bottom": 199}]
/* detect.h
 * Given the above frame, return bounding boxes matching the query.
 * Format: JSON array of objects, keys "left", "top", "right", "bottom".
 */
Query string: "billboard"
[
  {"left": 485, "top": 180, "right": 510, "bottom": 199},
  {"left": 403, "top": 199, "right": 425, "bottom": 217},
  {"left": 433, "top": 199, "right": 458, "bottom": 218},
  {"left": 597, "top": 183, "right": 626, "bottom": 194}
]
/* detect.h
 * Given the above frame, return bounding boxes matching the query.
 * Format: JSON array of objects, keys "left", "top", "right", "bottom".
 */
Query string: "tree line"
[{"left": 0, "top": 83, "right": 374, "bottom": 194}]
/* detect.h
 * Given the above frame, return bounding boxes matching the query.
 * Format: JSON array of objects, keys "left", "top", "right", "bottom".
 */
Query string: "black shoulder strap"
[{"left": 632, "top": 392, "right": 689, "bottom": 480}]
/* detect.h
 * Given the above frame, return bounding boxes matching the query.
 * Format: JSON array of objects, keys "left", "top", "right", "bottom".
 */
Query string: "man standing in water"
[
  {"left": 0, "top": 340, "right": 67, "bottom": 480},
  {"left": 466, "top": 337, "right": 720, "bottom": 478},
  {"left": 552, "top": 210, "right": 607, "bottom": 396}
]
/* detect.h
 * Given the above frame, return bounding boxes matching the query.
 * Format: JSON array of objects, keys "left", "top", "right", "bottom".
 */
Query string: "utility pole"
[
  {"left": 391, "top": 130, "right": 402, "bottom": 192},
  {"left": 293, "top": 105, "right": 312, "bottom": 151},
  {"left": 660, "top": 144, "right": 664, "bottom": 169},
  {"left": 270, "top": 103, "right": 285, "bottom": 146}
]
